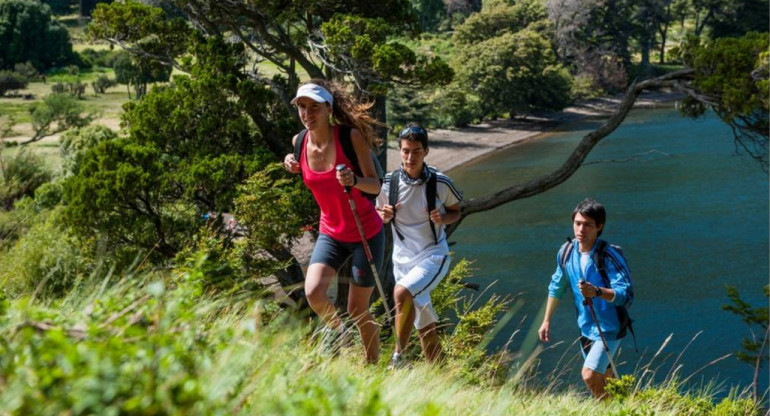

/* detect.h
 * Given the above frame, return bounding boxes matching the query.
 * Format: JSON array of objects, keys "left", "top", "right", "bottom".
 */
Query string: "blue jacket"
[{"left": 547, "top": 239, "right": 632, "bottom": 341}]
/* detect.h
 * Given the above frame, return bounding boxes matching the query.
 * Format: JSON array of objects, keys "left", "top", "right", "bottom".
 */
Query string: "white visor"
[{"left": 290, "top": 83, "right": 333, "bottom": 106}]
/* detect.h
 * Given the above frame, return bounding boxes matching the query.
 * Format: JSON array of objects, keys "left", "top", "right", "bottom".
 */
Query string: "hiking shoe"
[
  {"left": 387, "top": 351, "right": 408, "bottom": 370},
  {"left": 319, "top": 325, "right": 350, "bottom": 356}
]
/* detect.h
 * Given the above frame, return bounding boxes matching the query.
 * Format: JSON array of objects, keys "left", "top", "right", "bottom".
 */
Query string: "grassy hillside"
[{"left": 0, "top": 265, "right": 760, "bottom": 415}]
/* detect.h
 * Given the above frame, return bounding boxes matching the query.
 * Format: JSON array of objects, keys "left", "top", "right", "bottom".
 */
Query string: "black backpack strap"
[
  {"left": 388, "top": 171, "right": 405, "bottom": 242},
  {"left": 293, "top": 129, "right": 307, "bottom": 163},
  {"left": 594, "top": 240, "right": 610, "bottom": 286},
  {"left": 337, "top": 125, "right": 361, "bottom": 176},
  {"left": 559, "top": 237, "right": 574, "bottom": 272},
  {"left": 426, "top": 172, "right": 438, "bottom": 245}
]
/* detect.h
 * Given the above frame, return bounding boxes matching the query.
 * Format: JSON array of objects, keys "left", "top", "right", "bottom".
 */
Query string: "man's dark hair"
[
  {"left": 398, "top": 123, "right": 428, "bottom": 150},
  {"left": 572, "top": 198, "right": 606, "bottom": 236}
]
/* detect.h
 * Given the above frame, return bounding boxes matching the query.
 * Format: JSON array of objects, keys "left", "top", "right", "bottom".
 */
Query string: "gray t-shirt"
[{"left": 377, "top": 166, "right": 462, "bottom": 265}]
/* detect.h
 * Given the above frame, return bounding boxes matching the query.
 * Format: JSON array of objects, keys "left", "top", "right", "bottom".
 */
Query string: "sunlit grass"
[{"left": 0, "top": 265, "right": 761, "bottom": 414}]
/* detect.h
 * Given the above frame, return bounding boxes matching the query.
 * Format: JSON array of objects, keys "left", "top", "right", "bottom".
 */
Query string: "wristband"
[{"left": 352, "top": 175, "right": 358, "bottom": 187}]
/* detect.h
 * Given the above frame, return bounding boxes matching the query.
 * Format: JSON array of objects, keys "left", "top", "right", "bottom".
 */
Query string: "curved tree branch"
[{"left": 447, "top": 69, "right": 695, "bottom": 235}]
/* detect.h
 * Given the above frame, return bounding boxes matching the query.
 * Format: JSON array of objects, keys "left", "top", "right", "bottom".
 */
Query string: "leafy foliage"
[
  {"left": 91, "top": 74, "right": 117, "bottom": 94},
  {"left": 41, "top": 0, "right": 74, "bottom": 15},
  {"left": 0, "top": 208, "right": 86, "bottom": 297},
  {"left": 321, "top": 14, "right": 453, "bottom": 94},
  {"left": 27, "top": 93, "right": 95, "bottom": 144},
  {"left": 62, "top": 72, "right": 273, "bottom": 260},
  {"left": 452, "top": 0, "right": 571, "bottom": 119},
  {"left": 722, "top": 284, "right": 769, "bottom": 401},
  {"left": 679, "top": 32, "right": 769, "bottom": 168},
  {"left": 234, "top": 163, "right": 317, "bottom": 253},
  {"left": 0, "top": 150, "right": 52, "bottom": 211},
  {"left": 0, "top": 71, "right": 27, "bottom": 97},
  {"left": 603, "top": 374, "right": 762, "bottom": 415},
  {"left": 59, "top": 124, "right": 119, "bottom": 176},
  {"left": 546, "top": 0, "right": 634, "bottom": 92},
  {"left": 0, "top": 264, "right": 760, "bottom": 414},
  {"left": 0, "top": 0, "right": 77, "bottom": 71},
  {"left": 112, "top": 52, "right": 171, "bottom": 99},
  {"left": 454, "top": 28, "right": 572, "bottom": 118}
]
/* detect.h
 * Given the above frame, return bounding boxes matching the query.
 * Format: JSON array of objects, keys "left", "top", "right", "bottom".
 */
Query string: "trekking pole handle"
[
  {"left": 335, "top": 164, "right": 352, "bottom": 193},
  {"left": 578, "top": 279, "right": 593, "bottom": 306}
]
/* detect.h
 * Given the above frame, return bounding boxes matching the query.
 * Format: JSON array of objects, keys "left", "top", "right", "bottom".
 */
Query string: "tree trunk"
[
  {"left": 641, "top": 38, "right": 651, "bottom": 74},
  {"left": 372, "top": 94, "right": 388, "bottom": 168},
  {"left": 659, "top": 22, "right": 669, "bottom": 64}
]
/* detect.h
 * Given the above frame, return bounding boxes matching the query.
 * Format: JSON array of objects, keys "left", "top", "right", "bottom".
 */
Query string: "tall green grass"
[{"left": 0, "top": 263, "right": 761, "bottom": 415}]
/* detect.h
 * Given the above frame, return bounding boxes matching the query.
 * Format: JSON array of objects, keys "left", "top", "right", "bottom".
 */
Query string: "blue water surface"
[{"left": 447, "top": 107, "right": 769, "bottom": 396}]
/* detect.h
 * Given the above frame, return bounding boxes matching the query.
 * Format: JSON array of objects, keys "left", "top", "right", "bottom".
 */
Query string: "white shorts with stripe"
[{"left": 394, "top": 253, "right": 450, "bottom": 330}]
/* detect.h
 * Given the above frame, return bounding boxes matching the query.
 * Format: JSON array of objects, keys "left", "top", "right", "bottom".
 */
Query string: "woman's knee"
[{"left": 304, "top": 265, "right": 333, "bottom": 304}]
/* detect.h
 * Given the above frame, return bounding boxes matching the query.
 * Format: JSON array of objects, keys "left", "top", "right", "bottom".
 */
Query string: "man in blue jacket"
[{"left": 538, "top": 198, "right": 632, "bottom": 399}]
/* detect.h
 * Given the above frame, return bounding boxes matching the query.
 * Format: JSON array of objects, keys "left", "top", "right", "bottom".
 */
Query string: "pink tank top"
[{"left": 301, "top": 126, "right": 383, "bottom": 242}]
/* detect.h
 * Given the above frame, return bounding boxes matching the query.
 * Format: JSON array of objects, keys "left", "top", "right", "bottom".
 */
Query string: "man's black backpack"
[
  {"left": 559, "top": 238, "right": 637, "bottom": 348},
  {"left": 293, "top": 125, "right": 383, "bottom": 200},
  {"left": 387, "top": 169, "right": 438, "bottom": 245}
]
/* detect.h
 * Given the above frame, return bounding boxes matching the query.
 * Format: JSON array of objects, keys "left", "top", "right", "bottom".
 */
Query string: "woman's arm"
[
  {"left": 336, "top": 128, "right": 381, "bottom": 194},
  {"left": 283, "top": 134, "right": 301, "bottom": 174}
]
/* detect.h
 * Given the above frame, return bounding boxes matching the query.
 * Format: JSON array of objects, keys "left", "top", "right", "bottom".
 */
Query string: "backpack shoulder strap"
[
  {"left": 426, "top": 172, "right": 438, "bottom": 245},
  {"left": 559, "top": 237, "right": 574, "bottom": 272},
  {"left": 594, "top": 240, "right": 611, "bottom": 286},
  {"left": 388, "top": 170, "right": 400, "bottom": 207},
  {"left": 293, "top": 129, "right": 307, "bottom": 163},
  {"left": 388, "top": 171, "right": 405, "bottom": 242},
  {"left": 338, "top": 125, "right": 361, "bottom": 175}
]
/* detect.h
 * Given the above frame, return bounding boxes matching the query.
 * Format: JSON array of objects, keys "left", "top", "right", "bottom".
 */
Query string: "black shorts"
[{"left": 309, "top": 229, "right": 385, "bottom": 287}]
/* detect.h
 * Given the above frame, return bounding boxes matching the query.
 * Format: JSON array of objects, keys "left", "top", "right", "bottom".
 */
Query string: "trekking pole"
[
  {"left": 580, "top": 279, "right": 621, "bottom": 380},
  {"left": 336, "top": 164, "right": 394, "bottom": 326}
]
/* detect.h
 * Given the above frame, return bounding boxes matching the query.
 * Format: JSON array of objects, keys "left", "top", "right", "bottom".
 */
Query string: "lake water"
[{"left": 447, "top": 107, "right": 769, "bottom": 396}]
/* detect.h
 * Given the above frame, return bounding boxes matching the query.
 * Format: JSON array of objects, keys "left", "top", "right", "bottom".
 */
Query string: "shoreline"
[
  {"left": 386, "top": 91, "right": 682, "bottom": 174},
  {"left": 290, "top": 91, "right": 682, "bottom": 268}
]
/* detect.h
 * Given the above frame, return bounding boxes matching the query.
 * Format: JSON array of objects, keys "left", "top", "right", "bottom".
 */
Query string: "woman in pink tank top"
[{"left": 283, "top": 79, "right": 384, "bottom": 364}]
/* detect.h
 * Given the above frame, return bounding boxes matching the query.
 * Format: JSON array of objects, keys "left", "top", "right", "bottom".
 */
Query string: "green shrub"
[
  {"left": 431, "top": 84, "right": 481, "bottom": 127},
  {"left": 12, "top": 62, "right": 39, "bottom": 81},
  {"left": 50, "top": 82, "right": 67, "bottom": 94},
  {"left": 0, "top": 210, "right": 86, "bottom": 297},
  {"left": 59, "top": 124, "right": 118, "bottom": 175},
  {"left": 0, "top": 70, "right": 27, "bottom": 97},
  {"left": 0, "top": 112, "right": 17, "bottom": 138},
  {"left": 91, "top": 74, "right": 117, "bottom": 94},
  {"left": 33, "top": 177, "right": 64, "bottom": 210},
  {"left": 0, "top": 149, "right": 52, "bottom": 210},
  {"left": 78, "top": 48, "right": 124, "bottom": 68},
  {"left": 571, "top": 73, "right": 605, "bottom": 100},
  {"left": 0, "top": 195, "right": 36, "bottom": 243}
]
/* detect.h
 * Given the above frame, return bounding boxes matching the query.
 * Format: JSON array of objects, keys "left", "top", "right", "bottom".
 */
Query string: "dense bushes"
[
  {"left": 0, "top": 71, "right": 28, "bottom": 97},
  {"left": 0, "top": 209, "right": 85, "bottom": 296},
  {"left": 0, "top": 150, "right": 52, "bottom": 210},
  {"left": 59, "top": 124, "right": 118, "bottom": 175},
  {"left": 0, "top": 0, "right": 78, "bottom": 71}
]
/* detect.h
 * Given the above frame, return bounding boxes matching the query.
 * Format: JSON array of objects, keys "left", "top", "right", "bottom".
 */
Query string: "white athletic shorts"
[{"left": 393, "top": 253, "right": 450, "bottom": 330}]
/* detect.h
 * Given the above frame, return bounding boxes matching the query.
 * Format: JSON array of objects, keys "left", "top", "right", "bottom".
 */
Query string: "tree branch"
[{"left": 448, "top": 70, "right": 694, "bottom": 234}]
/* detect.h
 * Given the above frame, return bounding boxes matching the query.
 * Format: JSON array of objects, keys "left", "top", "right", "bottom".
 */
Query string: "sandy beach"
[{"left": 386, "top": 91, "right": 680, "bottom": 173}]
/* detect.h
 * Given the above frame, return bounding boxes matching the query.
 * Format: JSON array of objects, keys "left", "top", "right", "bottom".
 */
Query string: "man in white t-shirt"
[{"left": 377, "top": 123, "right": 462, "bottom": 369}]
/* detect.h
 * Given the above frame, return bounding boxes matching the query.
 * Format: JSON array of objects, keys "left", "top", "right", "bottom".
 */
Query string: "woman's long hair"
[{"left": 303, "top": 78, "right": 383, "bottom": 149}]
